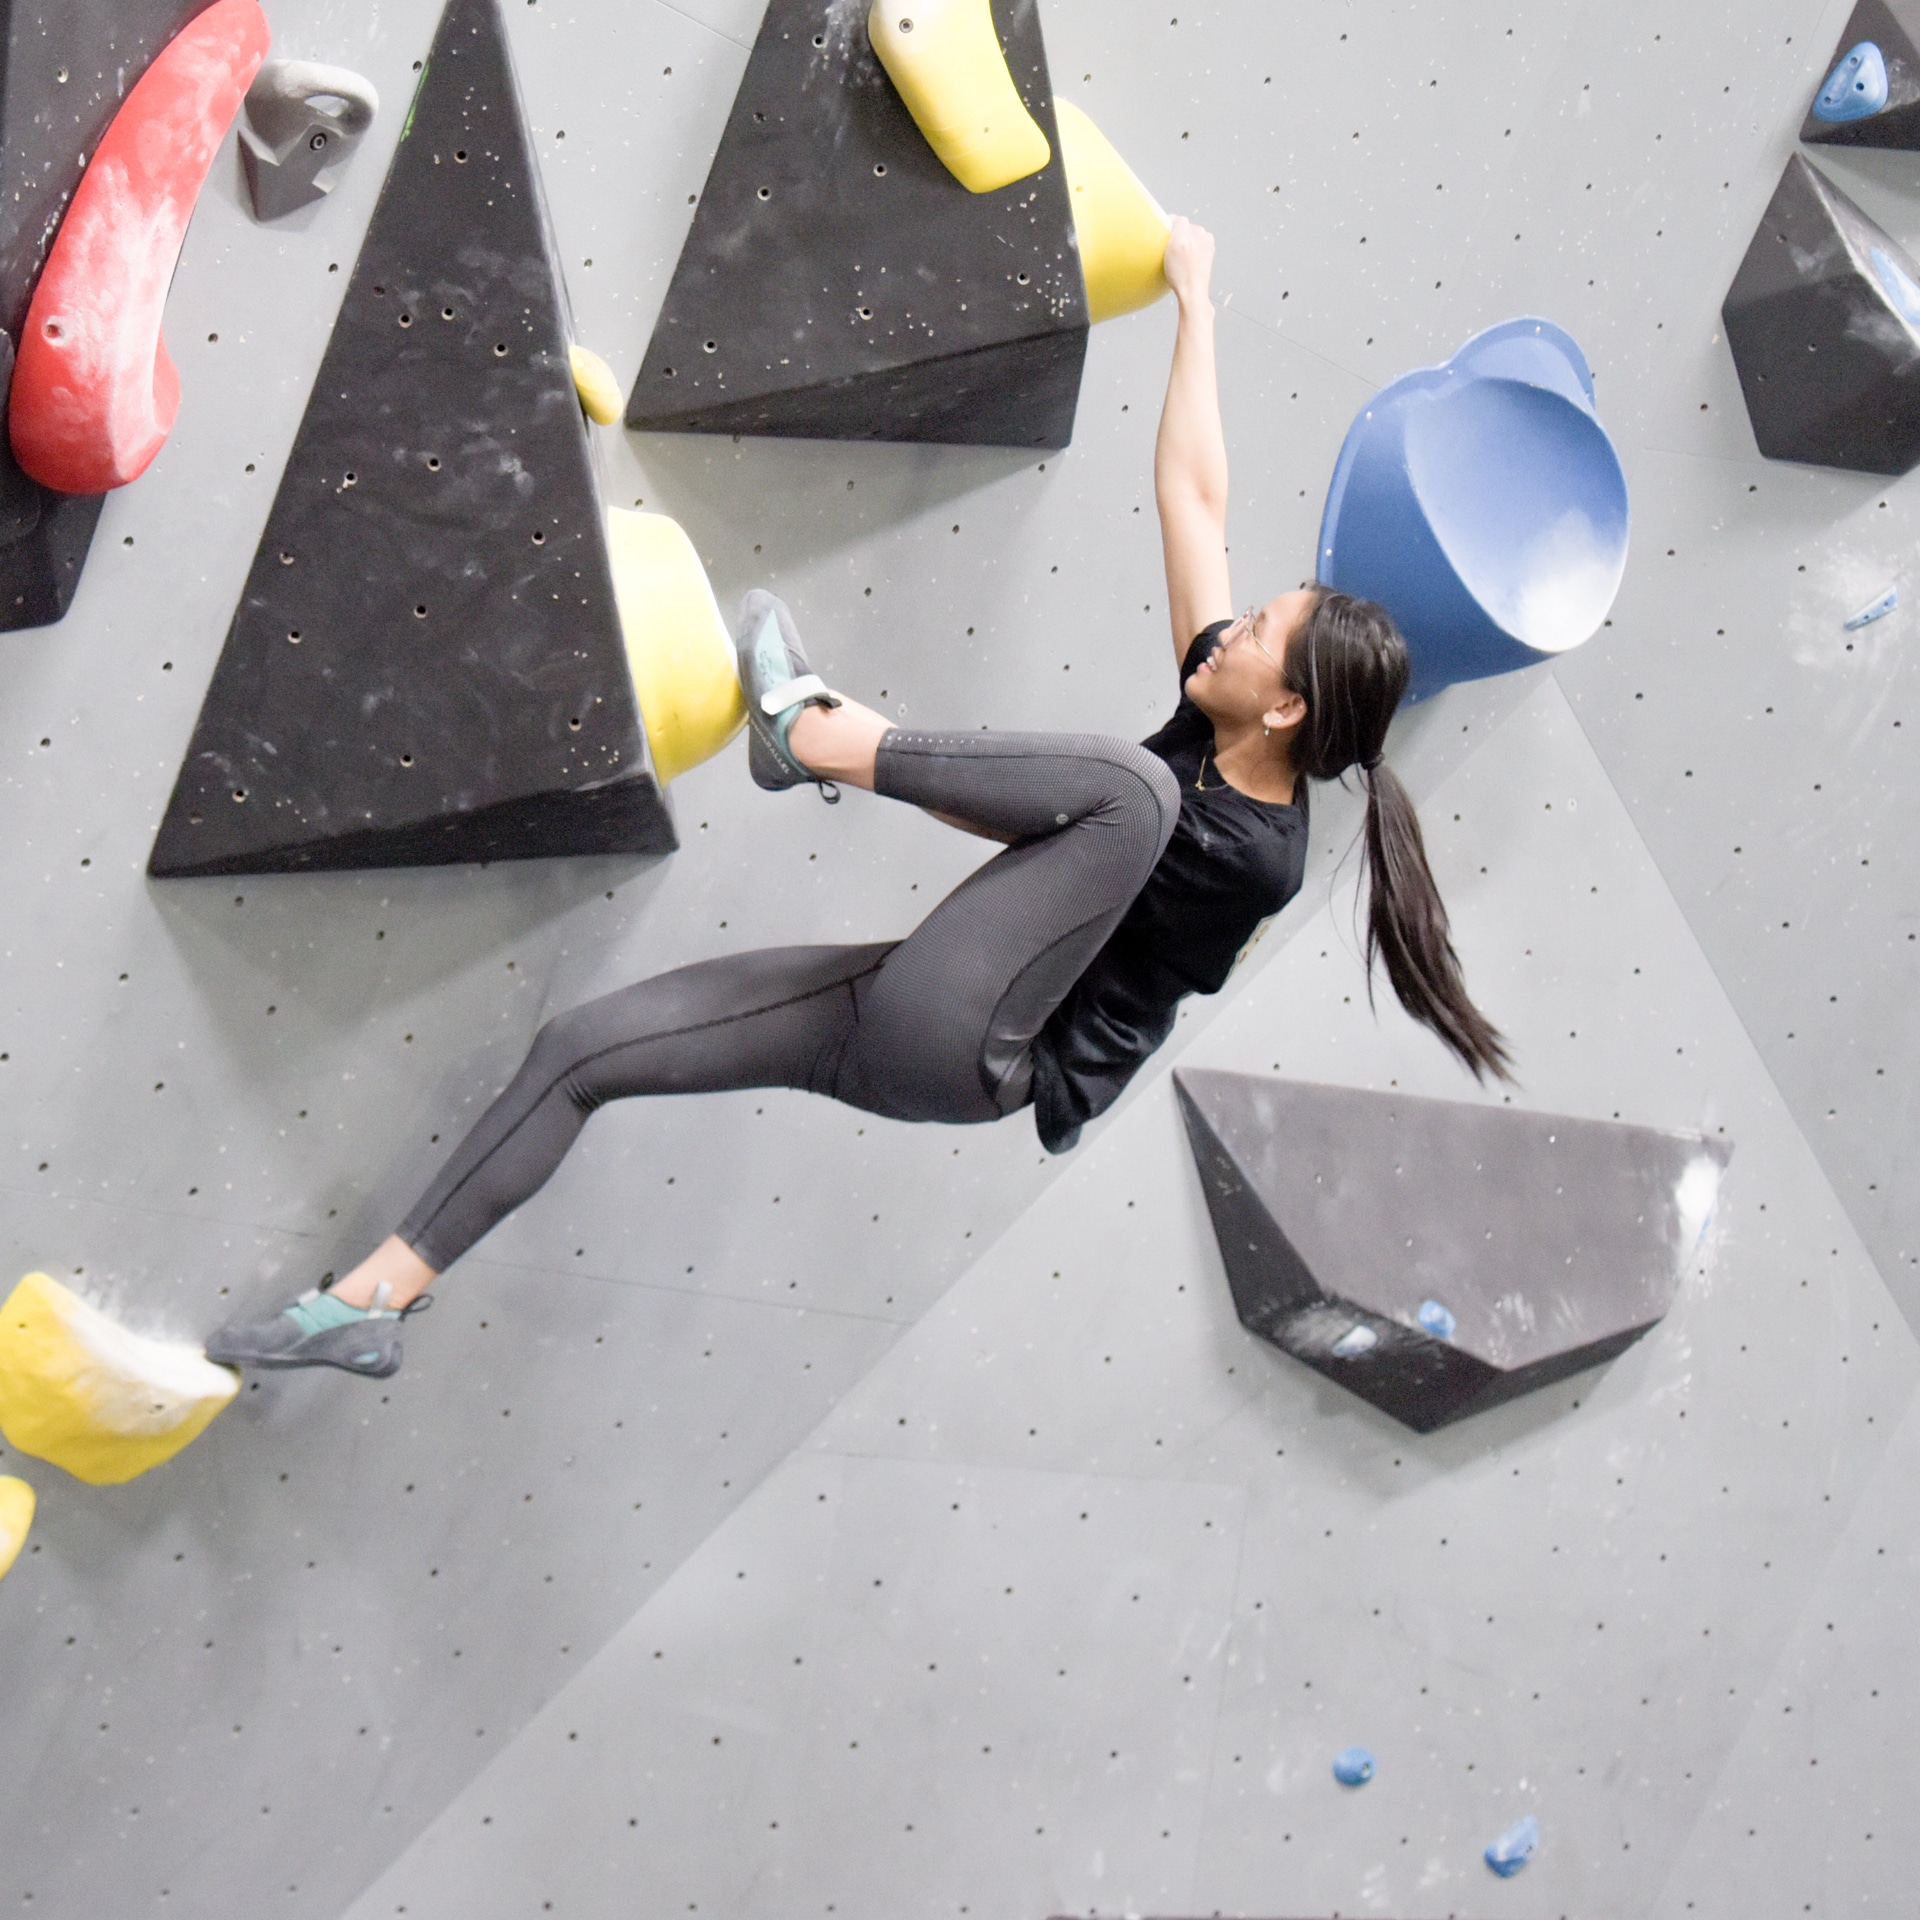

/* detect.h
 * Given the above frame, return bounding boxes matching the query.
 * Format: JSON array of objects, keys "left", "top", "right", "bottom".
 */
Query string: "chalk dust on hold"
[{"left": 1498, "top": 508, "right": 1625, "bottom": 654}]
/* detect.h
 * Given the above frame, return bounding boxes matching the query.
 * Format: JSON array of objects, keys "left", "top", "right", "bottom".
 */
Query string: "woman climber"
[{"left": 207, "top": 218, "right": 1511, "bottom": 1380}]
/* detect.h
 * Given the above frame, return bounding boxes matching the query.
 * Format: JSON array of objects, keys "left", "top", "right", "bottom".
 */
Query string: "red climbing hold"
[{"left": 9, "top": 0, "right": 271, "bottom": 495}]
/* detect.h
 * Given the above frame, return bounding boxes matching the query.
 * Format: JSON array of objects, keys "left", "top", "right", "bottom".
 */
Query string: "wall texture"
[{"left": 3, "top": 0, "right": 1917, "bottom": 1915}]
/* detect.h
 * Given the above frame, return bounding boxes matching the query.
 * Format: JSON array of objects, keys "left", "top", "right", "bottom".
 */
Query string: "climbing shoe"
[
  {"left": 204, "top": 1280, "right": 431, "bottom": 1379},
  {"left": 735, "top": 589, "right": 843, "bottom": 802}
]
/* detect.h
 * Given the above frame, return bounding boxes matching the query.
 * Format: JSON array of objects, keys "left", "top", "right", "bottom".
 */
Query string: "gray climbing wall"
[{"left": 1, "top": 1, "right": 1917, "bottom": 1917}]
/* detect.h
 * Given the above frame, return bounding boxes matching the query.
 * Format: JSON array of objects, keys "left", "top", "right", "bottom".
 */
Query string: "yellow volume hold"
[
  {"left": 1054, "top": 100, "right": 1172, "bottom": 324},
  {"left": 607, "top": 508, "right": 747, "bottom": 785},
  {"left": 570, "top": 344, "right": 624, "bottom": 427},
  {"left": 0, "top": 1274, "right": 239, "bottom": 1487},
  {"left": 0, "top": 1476, "right": 33, "bottom": 1582},
  {"left": 868, "top": 0, "right": 1050, "bottom": 195}
]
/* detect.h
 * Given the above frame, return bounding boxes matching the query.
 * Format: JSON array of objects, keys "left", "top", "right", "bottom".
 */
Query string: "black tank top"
[{"left": 1030, "top": 623, "right": 1310, "bottom": 1152}]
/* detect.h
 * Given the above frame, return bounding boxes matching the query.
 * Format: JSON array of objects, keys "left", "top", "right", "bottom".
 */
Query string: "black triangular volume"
[
  {"left": 1723, "top": 154, "right": 1920, "bottom": 476},
  {"left": 150, "top": 0, "right": 670, "bottom": 877},
  {"left": 1174, "top": 1070, "right": 1729, "bottom": 1433},
  {"left": 627, "top": 0, "right": 1087, "bottom": 449},
  {"left": 1800, "top": 0, "right": 1920, "bottom": 149},
  {"left": 0, "top": 0, "right": 213, "bottom": 631}
]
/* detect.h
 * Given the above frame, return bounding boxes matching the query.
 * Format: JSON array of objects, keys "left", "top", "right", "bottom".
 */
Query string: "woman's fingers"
[{"left": 1163, "top": 215, "right": 1217, "bottom": 302}]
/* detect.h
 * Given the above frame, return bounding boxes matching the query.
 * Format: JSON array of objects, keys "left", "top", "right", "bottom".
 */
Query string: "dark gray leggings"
[{"left": 396, "top": 729, "right": 1181, "bottom": 1272}]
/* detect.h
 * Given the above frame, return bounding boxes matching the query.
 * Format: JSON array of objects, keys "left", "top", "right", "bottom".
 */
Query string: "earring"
[{"left": 1262, "top": 723, "right": 1271, "bottom": 738}]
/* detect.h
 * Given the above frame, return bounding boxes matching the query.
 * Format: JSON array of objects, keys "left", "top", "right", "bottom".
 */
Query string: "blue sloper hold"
[
  {"left": 1332, "top": 1746, "right": 1376, "bottom": 1786},
  {"left": 1317, "top": 318, "right": 1629, "bottom": 701},
  {"left": 1485, "top": 1813, "right": 1539, "bottom": 1877},
  {"left": 1846, "top": 586, "right": 1899, "bottom": 629},
  {"left": 1417, "top": 1299, "right": 1457, "bottom": 1339},
  {"left": 1816, "top": 41, "right": 1891, "bottom": 120}
]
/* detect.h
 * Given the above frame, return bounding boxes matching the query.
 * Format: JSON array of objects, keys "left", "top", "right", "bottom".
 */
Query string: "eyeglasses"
[{"left": 1230, "top": 605, "right": 1281, "bottom": 671}]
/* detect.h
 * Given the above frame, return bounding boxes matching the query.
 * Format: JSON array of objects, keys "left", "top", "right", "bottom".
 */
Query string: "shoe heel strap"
[{"left": 760, "top": 673, "right": 834, "bottom": 717}]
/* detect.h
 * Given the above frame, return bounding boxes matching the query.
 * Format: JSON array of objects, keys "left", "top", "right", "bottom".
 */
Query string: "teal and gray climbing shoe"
[
  {"left": 735, "top": 589, "right": 843, "bottom": 802},
  {"left": 204, "top": 1281, "right": 431, "bottom": 1379}
]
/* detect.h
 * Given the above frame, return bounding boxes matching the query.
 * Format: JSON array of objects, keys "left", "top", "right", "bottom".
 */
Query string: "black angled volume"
[
  {"left": 150, "top": 0, "right": 670, "bottom": 877},
  {"left": 626, "top": 0, "right": 1088, "bottom": 449}
]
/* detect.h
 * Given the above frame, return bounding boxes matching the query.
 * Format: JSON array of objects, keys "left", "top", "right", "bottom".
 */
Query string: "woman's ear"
[{"left": 1264, "top": 686, "right": 1308, "bottom": 735}]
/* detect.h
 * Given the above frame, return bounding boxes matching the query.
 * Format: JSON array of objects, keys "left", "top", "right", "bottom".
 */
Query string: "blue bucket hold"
[
  {"left": 1333, "top": 1745, "right": 1376, "bottom": 1786},
  {"left": 1814, "top": 41, "right": 1890, "bottom": 123},
  {"left": 1317, "top": 318, "right": 1630, "bottom": 702}
]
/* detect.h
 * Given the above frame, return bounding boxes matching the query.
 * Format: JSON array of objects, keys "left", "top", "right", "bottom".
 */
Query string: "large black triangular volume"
[
  {"left": 1174, "top": 1070, "right": 1730, "bottom": 1433},
  {"left": 0, "top": 1, "right": 213, "bottom": 630},
  {"left": 1800, "top": 0, "right": 1920, "bottom": 149},
  {"left": 1723, "top": 154, "right": 1920, "bottom": 476},
  {"left": 150, "top": 0, "right": 671, "bottom": 878},
  {"left": 627, "top": 0, "right": 1088, "bottom": 449}
]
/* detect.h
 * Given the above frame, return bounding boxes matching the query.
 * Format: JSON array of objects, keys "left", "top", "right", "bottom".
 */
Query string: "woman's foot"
[
  {"left": 735, "top": 590, "right": 844, "bottom": 801},
  {"left": 205, "top": 1279, "right": 430, "bottom": 1378}
]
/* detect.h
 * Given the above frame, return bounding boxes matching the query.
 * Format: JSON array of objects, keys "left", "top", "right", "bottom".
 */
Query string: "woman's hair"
[{"left": 1282, "top": 587, "right": 1514, "bottom": 1082}]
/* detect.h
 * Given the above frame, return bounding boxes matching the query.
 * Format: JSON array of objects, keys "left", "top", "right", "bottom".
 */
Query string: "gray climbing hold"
[
  {"left": 1723, "top": 154, "right": 1920, "bottom": 476},
  {"left": 1417, "top": 1299, "right": 1457, "bottom": 1339},
  {"left": 1485, "top": 1813, "right": 1539, "bottom": 1876},
  {"left": 1332, "top": 1746, "right": 1375, "bottom": 1786},
  {"left": 1174, "top": 1070, "right": 1732, "bottom": 1433},
  {"left": 239, "top": 59, "right": 379, "bottom": 221},
  {"left": 1845, "top": 586, "right": 1899, "bottom": 629}
]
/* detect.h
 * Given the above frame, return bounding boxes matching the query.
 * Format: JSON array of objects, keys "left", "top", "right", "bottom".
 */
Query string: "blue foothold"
[
  {"left": 1813, "top": 41, "right": 1890, "bottom": 123},
  {"left": 1844, "top": 584, "right": 1899, "bottom": 631},
  {"left": 1485, "top": 1813, "right": 1540, "bottom": 1877},
  {"left": 1417, "top": 1299, "right": 1457, "bottom": 1339},
  {"left": 1871, "top": 247, "right": 1920, "bottom": 329},
  {"left": 1333, "top": 1746, "right": 1376, "bottom": 1786}
]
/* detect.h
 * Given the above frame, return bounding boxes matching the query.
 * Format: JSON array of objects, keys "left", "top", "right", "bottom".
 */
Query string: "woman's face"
[{"left": 1185, "top": 589, "right": 1314, "bottom": 733}]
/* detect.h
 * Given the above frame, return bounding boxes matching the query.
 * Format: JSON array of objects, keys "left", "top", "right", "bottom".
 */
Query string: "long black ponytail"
[{"left": 1283, "top": 588, "right": 1514, "bottom": 1083}]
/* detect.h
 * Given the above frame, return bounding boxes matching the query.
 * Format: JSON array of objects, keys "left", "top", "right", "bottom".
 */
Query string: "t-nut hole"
[
  {"left": 287, "top": 629, "right": 302, "bottom": 644},
  {"left": 531, "top": 529, "right": 546, "bottom": 544},
  {"left": 454, "top": 149, "right": 469, "bottom": 162},
  {"left": 900, "top": 16, "right": 914, "bottom": 29},
  {"left": 568, "top": 716, "right": 583, "bottom": 731},
  {"left": 494, "top": 341, "right": 508, "bottom": 356},
  {"left": 279, "top": 550, "right": 296, "bottom": 566},
  {"left": 441, "top": 306, "right": 455, "bottom": 320},
  {"left": 662, "top": 365, "right": 676, "bottom": 378},
  {"left": 1016, "top": 271, "right": 1030, "bottom": 285},
  {"left": 857, "top": 306, "right": 872, "bottom": 319},
  {"left": 414, "top": 603, "right": 429, "bottom": 618},
  {"left": 343, "top": 471, "right": 357, "bottom": 485},
  {"left": 812, "top": 31, "right": 825, "bottom": 45},
  {"left": 426, "top": 455, "right": 441, "bottom": 470},
  {"left": 232, "top": 788, "right": 248, "bottom": 803},
  {"left": 42, "top": 319, "right": 63, "bottom": 341},
  {"left": 400, "top": 753, "right": 415, "bottom": 767},
  {"left": 703, "top": 339, "right": 718, "bottom": 353},
  {"left": 398, "top": 312, "right": 414, "bottom": 327},
  {"left": 757, "top": 185, "right": 772, "bottom": 200},
  {"left": 309, "top": 131, "right": 329, "bottom": 151},
  {"left": 873, "top": 162, "right": 888, "bottom": 176}
]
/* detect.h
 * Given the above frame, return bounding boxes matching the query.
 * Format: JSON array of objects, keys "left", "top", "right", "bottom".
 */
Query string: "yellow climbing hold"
[
  {"left": 0, "top": 1274, "right": 239, "bottom": 1487},
  {"left": 1055, "top": 100, "right": 1171, "bottom": 324},
  {"left": 570, "top": 344, "right": 624, "bottom": 427},
  {"left": 607, "top": 508, "right": 746, "bottom": 785},
  {"left": 0, "top": 1477, "right": 33, "bottom": 1582},
  {"left": 868, "top": 0, "right": 1050, "bottom": 195}
]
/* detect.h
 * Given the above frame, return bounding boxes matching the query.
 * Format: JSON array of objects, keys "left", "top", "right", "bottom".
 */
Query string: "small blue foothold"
[
  {"left": 1814, "top": 41, "right": 1890, "bottom": 122},
  {"left": 1872, "top": 247, "right": 1920, "bottom": 328},
  {"left": 1333, "top": 1745, "right": 1376, "bottom": 1786},
  {"left": 1845, "top": 585, "right": 1899, "bottom": 631},
  {"left": 1417, "top": 1299, "right": 1457, "bottom": 1339},
  {"left": 1485, "top": 1813, "right": 1539, "bottom": 1877},
  {"left": 1330, "top": 1323, "right": 1378, "bottom": 1359}
]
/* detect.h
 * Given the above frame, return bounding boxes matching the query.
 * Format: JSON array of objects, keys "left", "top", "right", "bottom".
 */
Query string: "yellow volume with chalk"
[
  {"left": 868, "top": 0, "right": 1050, "bottom": 194},
  {"left": 0, "top": 1476, "right": 33, "bottom": 1582},
  {"left": 607, "top": 508, "right": 747, "bottom": 785},
  {"left": 0, "top": 1274, "right": 239, "bottom": 1486},
  {"left": 1054, "top": 100, "right": 1172, "bottom": 324},
  {"left": 570, "top": 344, "right": 624, "bottom": 427}
]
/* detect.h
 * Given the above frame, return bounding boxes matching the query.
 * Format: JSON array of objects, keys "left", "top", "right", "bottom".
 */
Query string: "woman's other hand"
[{"left": 1163, "top": 216, "right": 1216, "bottom": 311}]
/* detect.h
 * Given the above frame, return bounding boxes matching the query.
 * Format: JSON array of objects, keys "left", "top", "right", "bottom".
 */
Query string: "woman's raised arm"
[{"left": 1154, "top": 217, "right": 1235, "bottom": 667}]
